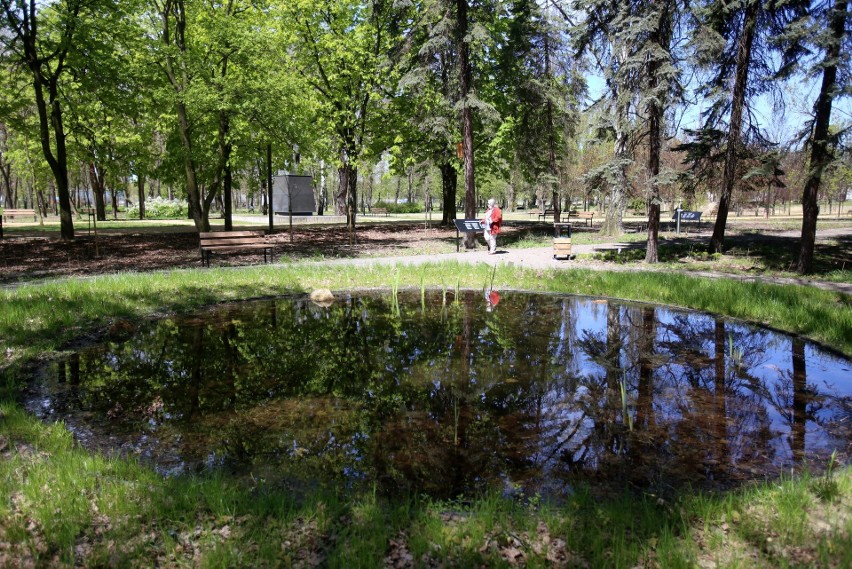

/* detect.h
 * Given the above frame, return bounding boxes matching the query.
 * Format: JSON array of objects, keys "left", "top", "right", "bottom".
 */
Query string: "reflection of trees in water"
[{"left": 32, "top": 293, "right": 852, "bottom": 497}]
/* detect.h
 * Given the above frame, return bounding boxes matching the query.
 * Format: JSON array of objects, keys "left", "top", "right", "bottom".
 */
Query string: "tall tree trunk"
[
  {"left": 797, "top": 0, "right": 848, "bottom": 274},
  {"left": 318, "top": 160, "right": 326, "bottom": 215},
  {"left": 544, "top": 33, "right": 561, "bottom": 224},
  {"left": 137, "top": 175, "right": 146, "bottom": 220},
  {"left": 266, "top": 144, "right": 273, "bottom": 232},
  {"left": 89, "top": 163, "right": 107, "bottom": 221},
  {"left": 224, "top": 162, "right": 232, "bottom": 229},
  {"left": 32, "top": 71, "right": 74, "bottom": 239},
  {"left": 601, "top": 111, "right": 628, "bottom": 236},
  {"left": 346, "top": 164, "right": 358, "bottom": 241},
  {"left": 644, "top": 5, "right": 672, "bottom": 263},
  {"left": 708, "top": 0, "right": 759, "bottom": 254},
  {"left": 440, "top": 161, "right": 458, "bottom": 225},
  {"left": 0, "top": 126, "right": 14, "bottom": 207},
  {"left": 336, "top": 146, "right": 350, "bottom": 216},
  {"left": 2, "top": 1, "right": 77, "bottom": 236},
  {"left": 337, "top": 148, "right": 358, "bottom": 239},
  {"left": 457, "top": 0, "right": 477, "bottom": 248},
  {"left": 161, "top": 0, "right": 208, "bottom": 232},
  {"left": 110, "top": 178, "right": 118, "bottom": 218},
  {"left": 220, "top": 111, "right": 233, "bottom": 231},
  {"left": 256, "top": 156, "right": 266, "bottom": 215},
  {"left": 174, "top": 99, "right": 207, "bottom": 230}
]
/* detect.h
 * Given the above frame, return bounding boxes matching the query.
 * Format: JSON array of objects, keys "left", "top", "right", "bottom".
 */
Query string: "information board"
[
  {"left": 272, "top": 175, "right": 315, "bottom": 215},
  {"left": 453, "top": 219, "right": 483, "bottom": 232}
]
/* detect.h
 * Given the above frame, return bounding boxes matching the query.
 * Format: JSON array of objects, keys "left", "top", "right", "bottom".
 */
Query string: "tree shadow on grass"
[{"left": 657, "top": 232, "right": 852, "bottom": 277}]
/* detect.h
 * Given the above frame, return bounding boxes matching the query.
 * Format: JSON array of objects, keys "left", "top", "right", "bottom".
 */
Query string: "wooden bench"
[
  {"left": 368, "top": 207, "right": 389, "bottom": 216},
  {"left": 1, "top": 208, "right": 37, "bottom": 222},
  {"left": 570, "top": 211, "right": 595, "bottom": 226},
  {"left": 0, "top": 208, "right": 37, "bottom": 238},
  {"left": 538, "top": 209, "right": 556, "bottom": 221},
  {"left": 199, "top": 230, "right": 274, "bottom": 267}
]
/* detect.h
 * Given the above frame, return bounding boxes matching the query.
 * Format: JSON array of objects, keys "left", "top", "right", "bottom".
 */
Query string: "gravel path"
[{"left": 307, "top": 230, "right": 852, "bottom": 296}]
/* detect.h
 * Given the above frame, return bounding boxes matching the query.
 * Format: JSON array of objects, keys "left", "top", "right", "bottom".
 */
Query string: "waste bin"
[{"left": 553, "top": 223, "right": 572, "bottom": 259}]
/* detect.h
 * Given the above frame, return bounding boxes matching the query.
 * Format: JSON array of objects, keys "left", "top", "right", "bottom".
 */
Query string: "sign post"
[{"left": 453, "top": 219, "right": 483, "bottom": 252}]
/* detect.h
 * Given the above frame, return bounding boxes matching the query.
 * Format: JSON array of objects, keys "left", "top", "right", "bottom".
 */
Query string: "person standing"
[{"left": 481, "top": 198, "right": 502, "bottom": 254}]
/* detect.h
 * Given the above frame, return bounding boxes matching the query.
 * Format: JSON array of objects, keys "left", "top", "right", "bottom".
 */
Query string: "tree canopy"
[{"left": 0, "top": 0, "right": 848, "bottom": 273}]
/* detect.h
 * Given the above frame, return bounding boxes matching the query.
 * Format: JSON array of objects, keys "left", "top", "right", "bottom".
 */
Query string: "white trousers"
[{"left": 483, "top": 229, "right": 496, "bottom": 253}]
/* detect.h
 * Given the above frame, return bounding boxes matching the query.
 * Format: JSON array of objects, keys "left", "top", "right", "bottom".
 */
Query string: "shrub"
[
  {"left": 127, "top": 197, "right": 188, "bottom": 219},
  {"left": 372, "top": 200, "right": 424, "bottom": 214}
]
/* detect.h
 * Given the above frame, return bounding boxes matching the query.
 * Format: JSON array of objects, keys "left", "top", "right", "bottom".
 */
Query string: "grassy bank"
[
  {"left": 1, "top": 400, "right": 850, "bottom": 568},
  {"left": 2, "top": 262, "right": 850, "bottom": 359},
  {"left": 1, "top": 263, "right": 850, "bottom": 567}
]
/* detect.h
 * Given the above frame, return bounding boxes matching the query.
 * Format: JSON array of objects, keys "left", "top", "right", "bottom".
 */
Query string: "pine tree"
[
  {"left": 691, "top": 0, "right": 802, "bottom": 253},
  {"left": 786, "top": 0, "right": 850, "bottom": 273},
  {"left": 573, "top": 0, "right": 684, "bottom": 245},
  {"left": 496, "top": 0, "right": 582, "bottom": 223}
]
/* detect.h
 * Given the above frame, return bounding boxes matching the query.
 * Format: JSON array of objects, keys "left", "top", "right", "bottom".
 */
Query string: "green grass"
[
  {"left": 0, "top": 262, "right": 850, "bottom": 567},
  {"left": 2, "top": 262, "right": 848, "bottom": 361},
  {"left": 1, "top": 400, "right": 849, "bottom": 567}
]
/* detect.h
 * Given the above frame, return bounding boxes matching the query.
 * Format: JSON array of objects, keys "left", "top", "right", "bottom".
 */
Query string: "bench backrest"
[
  {"left": 577, "top": 211, "right": 594, "bottom": 218},
  {"left": 199, "top": 230, "right": 266, "bottom": 247}
]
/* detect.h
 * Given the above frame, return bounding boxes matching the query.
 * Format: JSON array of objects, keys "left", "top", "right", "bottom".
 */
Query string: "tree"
[
  {"left": 703, "top": 0, "right": 760, "bottom": 253},
  {"left": 456, "top": 0, "right": 478, "bottom": 247},
  {"left": 284, "top": 0, "right": 398, "bottom": 237},
  {"left": 151, "top": 0, "right": 212, "bottom": 231},
  {"left": 0, "top": 0, "right": 100, "bottom": 240},
  {"left": 641, "top": 1, "right": 682, "bottom": 263},
  {"left": 692, "top": 0, "right": 802, "bottom": 253},
  {"left": 495, "top": 0, "right": 583, "bottom": 223},
  {"left": 790, "top": 0, "right": 850, "bottom": 273},
  {"left": 573, "top": 0, "right": 644, "bottom": 237}
]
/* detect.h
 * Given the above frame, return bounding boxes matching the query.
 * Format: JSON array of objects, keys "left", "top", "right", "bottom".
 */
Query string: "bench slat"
[
  {"left": 199, "top": 231, "right": 264, "bottom": 238},
  {"left": 202, "top": 245, "right": 271, "bottom": 252},
  {"left": 201, "top": 238, "right": 267, "bottom": 247}
]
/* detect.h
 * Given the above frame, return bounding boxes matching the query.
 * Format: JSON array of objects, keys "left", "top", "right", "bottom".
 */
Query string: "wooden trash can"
[{"left": 553, "top": 223, "right": 572, "bottom": 259}]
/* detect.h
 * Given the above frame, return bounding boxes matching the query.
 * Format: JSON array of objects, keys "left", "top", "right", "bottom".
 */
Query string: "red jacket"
[{"left": 483, "top": 206, "right": 502, "bottom": 234}]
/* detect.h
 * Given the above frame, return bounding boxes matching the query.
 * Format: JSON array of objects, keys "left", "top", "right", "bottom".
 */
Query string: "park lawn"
[
  {"left": 1, "top": 399, "right": 850, "bottom": 568},
  {"left": 0, "top": 263, "right": 850, "bottom": 567}
]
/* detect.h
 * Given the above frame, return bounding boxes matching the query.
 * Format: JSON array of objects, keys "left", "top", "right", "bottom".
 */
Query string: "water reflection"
[{"left": 25, "top": 292, "right": 852, "bottom": 499}]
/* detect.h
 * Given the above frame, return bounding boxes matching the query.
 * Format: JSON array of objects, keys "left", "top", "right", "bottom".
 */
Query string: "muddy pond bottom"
[{"left": 24, "top": 291, "right": 852, "bottom": 499}]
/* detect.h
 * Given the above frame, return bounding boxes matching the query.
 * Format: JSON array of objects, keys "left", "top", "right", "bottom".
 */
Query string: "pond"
[{"left": 22, "top": 291, "right": 852, "bottom": 500}]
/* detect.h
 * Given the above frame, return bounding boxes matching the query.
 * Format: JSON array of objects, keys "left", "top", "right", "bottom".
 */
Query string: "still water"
[{"left": 23, "top": 292, "right": 852, "bottom": 499}]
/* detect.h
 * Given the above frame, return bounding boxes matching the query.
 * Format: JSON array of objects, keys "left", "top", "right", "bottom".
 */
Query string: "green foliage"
[
  {"left": 126, "top": 197, "right": 187, "bottom": 219},
  {"left": 373, "top": 200, "right": 423, "bottom": 214}
]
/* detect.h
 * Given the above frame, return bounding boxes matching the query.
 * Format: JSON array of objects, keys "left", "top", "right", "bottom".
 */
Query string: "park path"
[{"left": 308, "top": 227, "right": 852, "bottom": 296}]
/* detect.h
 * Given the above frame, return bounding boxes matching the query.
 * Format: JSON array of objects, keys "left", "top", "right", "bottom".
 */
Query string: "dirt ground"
[
  {"left": 2, "top": 220, "right": 850, "bottom": 286},
  {"left": 0, "top": 222, "right": 522, "bottom": 284}
]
